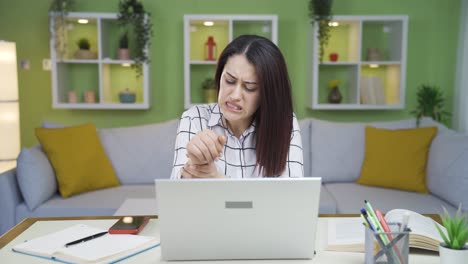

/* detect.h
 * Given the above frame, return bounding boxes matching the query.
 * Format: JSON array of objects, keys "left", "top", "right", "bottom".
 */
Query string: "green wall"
[{"left": 0, "top": 0, "right": 461, "bottom": 147}]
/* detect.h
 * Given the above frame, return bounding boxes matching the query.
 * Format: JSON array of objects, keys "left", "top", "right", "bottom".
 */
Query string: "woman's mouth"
[{"left": 226, "top": 102, "right": 242, "bottom": 112}]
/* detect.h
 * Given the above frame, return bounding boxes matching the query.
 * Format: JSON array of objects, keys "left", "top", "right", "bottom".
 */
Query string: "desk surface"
[{"left": 0, "top": 215, "right": 440, "bottom": 264}]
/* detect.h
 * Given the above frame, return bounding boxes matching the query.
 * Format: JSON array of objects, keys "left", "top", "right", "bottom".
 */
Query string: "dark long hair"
[{"left": 214, "top": 35, "right": 293, "bottom": 177}]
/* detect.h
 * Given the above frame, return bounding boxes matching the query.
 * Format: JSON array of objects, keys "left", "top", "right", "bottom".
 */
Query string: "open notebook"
[
  {"left": 12, "top": 224, "right": 159, "bottom": 263},
  {"left": 327, "top": 209, "right": 445, "bottom": 252}
]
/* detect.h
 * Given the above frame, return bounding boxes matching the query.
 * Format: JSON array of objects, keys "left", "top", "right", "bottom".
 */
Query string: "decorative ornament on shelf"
[
  {"left": 435, "top": 205, "right": 468, "bottom": 264},
  {"left": 367, "top": 47, "right": 382, "bottom": 61},
  {"left": 204, "top": 36, "right": 217, "bottom": 61},
  {"left": 117, "top": 0, "right": 153, "bottom": 77},
  {"left": 84, "top": 90, "right": 96, "bottom": 103},
  {"left": 329, "top": 52, "right": 338, "bottom": 62},
  {"left": 202, "top": 78, "right": 217, "bottom": 103},
  {"left": 119, "top": 88, "right": 136, "bottom": 103},
  {"left": 411, "top": 84, "right": 451, "bottom": 126},
  {"left": 118, "top": 31, "right": 130, "bottom": 60},
  {"left": 49, "top": 0, "right": 75, "bottom": 59},
  {"left": 308, "top": 0, "right": 333, "bottom": 62},
  {"left": 327, "top": 79, "right": 342, "bottom": 104}
]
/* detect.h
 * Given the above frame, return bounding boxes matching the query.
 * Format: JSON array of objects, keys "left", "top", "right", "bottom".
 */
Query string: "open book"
[
  {"left": 12, "top": 224, "right": 160, "bottom": 263},
  {"left": 327, "top": 209, "right": 445, "bottom": 252}
]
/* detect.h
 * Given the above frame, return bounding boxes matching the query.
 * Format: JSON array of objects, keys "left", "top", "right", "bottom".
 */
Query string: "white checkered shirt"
[{"left": 170, "top": 103, "right": 304, "bottom": 178}]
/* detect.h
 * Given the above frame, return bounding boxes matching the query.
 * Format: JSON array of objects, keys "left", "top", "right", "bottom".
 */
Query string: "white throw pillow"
[{"left": 426, "top": 133, "right": 468, "bottom": 211}]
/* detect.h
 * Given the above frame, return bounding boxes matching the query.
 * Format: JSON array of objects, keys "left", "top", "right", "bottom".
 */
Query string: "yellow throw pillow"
[
  {"left": 35, "top": 123, "right": 119, "bottom": 198},
  {"left": 356, "top": 126, "right": 438, "bottom": 193}
]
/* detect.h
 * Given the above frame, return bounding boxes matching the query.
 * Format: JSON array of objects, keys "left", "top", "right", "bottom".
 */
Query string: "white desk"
[
  {"left": 0, "top": 218, "right": 439, "bottom": 263},
  {"left": 114, "top": 198, "right": 157, "bottom": 216}
]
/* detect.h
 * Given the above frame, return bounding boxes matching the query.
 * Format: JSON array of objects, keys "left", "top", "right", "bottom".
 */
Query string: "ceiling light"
[
  {"left": 77, "top": 19, "right": 89, "bottom": 24},
  {"left": 203, "top": 21, "right": 214, "bottom": 27}
]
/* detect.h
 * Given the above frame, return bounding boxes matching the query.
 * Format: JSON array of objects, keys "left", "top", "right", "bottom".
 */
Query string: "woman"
[{"left": 171, "top": 35, "right": 303, "bottom": 178}]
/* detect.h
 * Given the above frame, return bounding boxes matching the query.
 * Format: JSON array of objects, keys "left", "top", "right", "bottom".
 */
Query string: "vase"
[
  {"left": 439, "top": 244, "right": 468, "bottom": 264},
  {"left": 118, "top": 48, "right": 130, "bottom": 60},
  {"left": 328, "top": 86, "right": 342, "bottom": 104},
  {"left": 74, "top": 49, "right": 97, "bottom": 60}
]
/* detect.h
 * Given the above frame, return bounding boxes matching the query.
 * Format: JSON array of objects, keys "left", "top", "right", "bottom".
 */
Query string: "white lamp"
[{"left": 0, "top": 41, "right": 20, "bottom": 172}]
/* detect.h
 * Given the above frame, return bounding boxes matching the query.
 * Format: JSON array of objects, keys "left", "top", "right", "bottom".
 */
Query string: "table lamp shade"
[{"left": 0, "top": 41, "right": 20, "bottom": 163}]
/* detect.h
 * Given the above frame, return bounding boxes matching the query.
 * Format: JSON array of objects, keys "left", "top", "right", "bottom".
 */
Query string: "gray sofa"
[{"left": 1, "top": 117, "right": 467, "bottom": 236}]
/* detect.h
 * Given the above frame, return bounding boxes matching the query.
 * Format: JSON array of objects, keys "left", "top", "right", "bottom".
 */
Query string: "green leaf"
[{"left": 436, "top": 224, "right": 451, "bottom": 246}]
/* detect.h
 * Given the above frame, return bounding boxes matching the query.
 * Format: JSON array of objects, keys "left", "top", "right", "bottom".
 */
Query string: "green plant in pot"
[
  {"left": 117, "top": 0, "right": 153, "bottom": 77},
  {"left": 308, "top": 0, "right": 333, "bottom": 62},
  {"left": 77, "top": 38, "right": 90, "bottom": 50},
  {"left": 411, "top": 84, "right": 451, "bottom": 126},
  {"left": 435, "top": 205, "right": 468, "bottom": 263},
  {"left": 202, "top": 78, "right": 217, "bottom": 103},
  {"left": 74, "top": 37, "right": 97, "bottom": 59},
  {"left": 118, "top": 31, "right": 130, "bottom": 60},
  {"left": 74, "top": 38, "right": 97, "bottom": 59}
]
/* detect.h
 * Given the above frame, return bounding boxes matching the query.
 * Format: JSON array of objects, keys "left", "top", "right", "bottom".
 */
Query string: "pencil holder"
[{"left": 364, "top": 223, "right": 410, "bottom": 264}]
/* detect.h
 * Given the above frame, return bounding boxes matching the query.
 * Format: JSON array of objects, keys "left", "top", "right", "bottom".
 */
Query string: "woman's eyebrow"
[{"left": 226, "top": 71, "right": 257, "bottom": 85}]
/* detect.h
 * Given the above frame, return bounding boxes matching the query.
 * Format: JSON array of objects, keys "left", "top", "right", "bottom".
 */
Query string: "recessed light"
[{"left": 203, "top": 21, "right": 214, "bottom": 27}]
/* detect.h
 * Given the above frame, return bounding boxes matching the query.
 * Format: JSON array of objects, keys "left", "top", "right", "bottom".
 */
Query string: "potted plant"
[
  {"left": 49, "top": 0, "right": 75, "bottom": 59},
  {"left": 117, "top": 0, "right": 153, "bottom": 77},
  {"left": 308, "top": 0, "right": 333, "bottom": 62},
  {"left": 435, "top": 205, "right": 468, "bottom": 263},
  {"left": 202, "top": 78, "right": 217, "bottom": 103},
  {"left": 74, "top": 38, "right": 97, "bottom": 59},
  {"left": 118, "top": 31, "right": 130, "bottom": 60},
  {"left": 411, "top": 84, "right": 451, "bottom": 126}
]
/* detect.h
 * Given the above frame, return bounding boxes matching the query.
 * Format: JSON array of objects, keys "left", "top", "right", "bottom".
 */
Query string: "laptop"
[{"left": 155, "top": 177, "right": 322, "bottom": 261}]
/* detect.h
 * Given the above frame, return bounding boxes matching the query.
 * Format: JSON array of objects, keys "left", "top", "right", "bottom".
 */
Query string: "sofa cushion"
[
  {"left": 35, "top": 123, "right": 120, "bottom": 198},
  {"left": 318, "top": 185, "right": 337, "bottom": 214},
  {"left": 357, "top": 126, "right": 437, "bottom": 193},
  {"left": 15, "top": 185, "right": 155, "bottom": 223},
  {"left": 98, "top": 120, "right": 179, "bottom": 184},
  {"left": 324, "top": 183, "right": 457, "bottom": 214},
  {"left": 16, "top": 145, "right": 57, "bottom": 210},
  {"left": 427, "top": 133, "right": 468, "bottom": 211},
  {"left": 310, "top": 117, "right": 447, "bottom": 183}
]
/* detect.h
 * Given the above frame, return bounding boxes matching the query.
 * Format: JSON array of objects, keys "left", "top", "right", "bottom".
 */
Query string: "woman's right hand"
[{"left": 186, "top": 129, "right": 226, "bottom": 165}]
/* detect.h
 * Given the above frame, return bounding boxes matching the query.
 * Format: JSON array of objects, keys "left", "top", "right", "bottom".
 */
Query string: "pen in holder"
[{"left": 365, "top": 223, "right": 410, "bottom": 264}]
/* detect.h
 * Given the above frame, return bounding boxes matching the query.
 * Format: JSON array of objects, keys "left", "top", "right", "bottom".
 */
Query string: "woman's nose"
[{"left": 230, "top": 84, "right": 242, "bottom": 100}]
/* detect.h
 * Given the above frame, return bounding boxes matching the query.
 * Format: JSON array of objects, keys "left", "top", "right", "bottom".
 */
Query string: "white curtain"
[{"left": 454, "top": 0, "right": 468, "bottom": 132}]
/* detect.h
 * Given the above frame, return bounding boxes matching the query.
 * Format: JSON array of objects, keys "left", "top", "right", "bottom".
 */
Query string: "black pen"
[{"left": 65, "top": 231, "right": 108, "bottom": 247}]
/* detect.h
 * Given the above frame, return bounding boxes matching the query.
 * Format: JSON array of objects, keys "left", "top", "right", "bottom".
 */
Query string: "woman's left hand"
[{"left": 181, "top": 161, "right": 224, "bottom": 178}]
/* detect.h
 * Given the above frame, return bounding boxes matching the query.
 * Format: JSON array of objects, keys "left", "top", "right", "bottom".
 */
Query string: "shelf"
[
  {"left": 184, "top": 14, "right": 278, "bottom": 109},
  {"left": 50, "top": 12, "right": 150, "bottom": 109},
  {"left": 311, "top": 15, "right": 407, "bottom": 110}
]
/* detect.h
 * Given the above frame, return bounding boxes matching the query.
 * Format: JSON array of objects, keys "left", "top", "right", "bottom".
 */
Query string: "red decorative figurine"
[{"left": 205, "top": 36, "right": 217, "bottom": 61}]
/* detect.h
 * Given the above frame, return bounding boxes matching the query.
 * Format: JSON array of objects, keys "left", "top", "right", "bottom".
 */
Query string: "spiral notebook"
[{"left": 12, "top": 224, "right": 160, "bottom": 263}]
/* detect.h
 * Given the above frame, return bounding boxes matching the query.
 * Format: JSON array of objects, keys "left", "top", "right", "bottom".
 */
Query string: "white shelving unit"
[
  {"left": 310, "top": 15, "right": 408, "bottom": 110},
  {"left": 49, "top": 12, "right": 150, "bottom": 109},
  {"left": 184, "top": 14, "right": 278, "bottom": 109}
]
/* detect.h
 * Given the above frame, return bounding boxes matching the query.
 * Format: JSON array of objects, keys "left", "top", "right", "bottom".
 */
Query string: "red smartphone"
[{"left": 108, "top": 216, "right": 150, "bottom": 234}]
